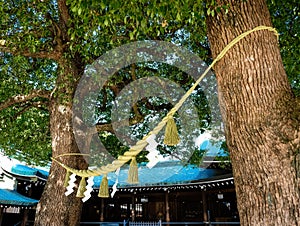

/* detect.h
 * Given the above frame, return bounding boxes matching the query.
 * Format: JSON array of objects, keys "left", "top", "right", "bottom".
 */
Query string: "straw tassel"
[
  {"left": 163, "top": 116, "right": 180, "bottom": 146},
  {"left": 63, "top": 170, "right": 71, "bottom": 188},
  {"left": 127, "top": 157, "right": 139, "bottom": 184},
  {"left": 76, "top": 177, "right": 87, "bottom": 198},
  {"left": 98, "top": 174, "right": 109, "bottom": 198}
]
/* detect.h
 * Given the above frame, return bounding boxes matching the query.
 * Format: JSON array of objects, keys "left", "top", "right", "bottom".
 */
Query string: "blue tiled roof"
[
  {"left": 10, "top": 164, "right": 49, "bottom": 179},
  {"left": 3, "top": 154, "right": 229, "bottom": 189},
  {"left": 93, "top": 161, "right": 229, "bottom": 188},
  {"left": 0, "top": 189, "right": 38, "bottom": 206},
  {"left": 200, "top": 140, "right": 227, "bottom": 157}
]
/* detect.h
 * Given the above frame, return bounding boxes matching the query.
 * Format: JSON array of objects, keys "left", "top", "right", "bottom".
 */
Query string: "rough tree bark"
[
  {"left": 206, "top": 0, "right": 300, "bottom": 225},
  {"left": 34, "top": 59, "right": 86, "bottom": 226}
]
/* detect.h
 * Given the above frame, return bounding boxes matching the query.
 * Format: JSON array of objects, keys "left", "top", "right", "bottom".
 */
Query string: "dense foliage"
[{"left": 0, "top": 0, "right": 298, "bottom": 166}]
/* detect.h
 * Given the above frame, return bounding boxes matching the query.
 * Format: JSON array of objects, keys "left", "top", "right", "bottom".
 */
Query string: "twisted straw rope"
[{"left": 52, "top": 25, "right": 278, "bottom": 178}]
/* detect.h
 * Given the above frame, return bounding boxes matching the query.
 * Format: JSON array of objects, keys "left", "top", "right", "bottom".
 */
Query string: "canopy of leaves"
[
  {"left": 0, "top": 0, "right": 298, "bottom": 166},
  {"left": 268, "top": 0, "right": 300, "bottom": 96},
  {"left": 0, "top": 54, "right": 55, "bottom": 165}
]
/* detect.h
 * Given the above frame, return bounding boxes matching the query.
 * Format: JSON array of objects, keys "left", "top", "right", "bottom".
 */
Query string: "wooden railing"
[{"left": 80, "top": 220, "right": 240, "bottom": 226}]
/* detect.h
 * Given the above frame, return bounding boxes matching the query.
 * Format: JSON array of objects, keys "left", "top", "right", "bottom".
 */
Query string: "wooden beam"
[
  {"left": 165, "top": 192, "right": 170, "bottom": 222},
  {"left": 202, "top": 192, "right": 208, "bottom": 222},
  {"left": 0, "top": 207, "right": 3, "bottom": 226}
]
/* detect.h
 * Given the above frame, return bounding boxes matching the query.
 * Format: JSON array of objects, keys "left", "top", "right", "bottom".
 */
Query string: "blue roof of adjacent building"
[
  {"left": 91, "top": 137, "right": 229, "bottom": 188},
  {"left": 200, "top": 140, "right": 227, "bottom": 157},
  {"left": 1, "top": 147, "right": 230, "bottom": 190},
  {"left": 0, "top": 189, "right": 38, "bottom": 206},
  {"left": 10, "top": 164, "right": 49, "bottom": 180},
  {"left": 93, "top": 161, "right": 230, "bottom": 188}
]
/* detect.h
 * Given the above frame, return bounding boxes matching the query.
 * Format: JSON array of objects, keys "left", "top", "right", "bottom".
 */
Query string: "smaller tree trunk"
[{"left": 34, "top": 60, "right": 86, "bottom": 226}]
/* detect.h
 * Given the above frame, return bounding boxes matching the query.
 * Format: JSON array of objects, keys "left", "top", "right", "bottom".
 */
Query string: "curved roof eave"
[{"left": 0, "top": 189, "right": 38, "bottom": 207}]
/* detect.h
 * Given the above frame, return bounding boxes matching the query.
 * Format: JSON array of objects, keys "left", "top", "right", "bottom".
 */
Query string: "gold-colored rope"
[{"left": 53, "top": 25, "right": 278, "bottom": 178}]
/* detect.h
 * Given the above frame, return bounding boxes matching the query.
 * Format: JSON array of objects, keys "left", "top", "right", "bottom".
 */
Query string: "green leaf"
[
  {"left": 176, "top": 12, "right": 181, "bottom": 21},
  {"left": 129, "top": 32, "right": 134, "bottom": 40},
  {"left": 211, "top": 9, "right": 215, "bottom": 17},
  {"left": 100, "top": 2, "right": 106, "bottom": 10},
  {"left": 207, "top": 8, "right": 211, "bottom": 16},
  {"left": 141, "top": 19, "right": 147, "bottom": 28},
  {"left": 104, "top": 19, "right": 109, "bottom": 26},
  {"left": 71, "top": 6, "right": 77, "bottom": 12}
]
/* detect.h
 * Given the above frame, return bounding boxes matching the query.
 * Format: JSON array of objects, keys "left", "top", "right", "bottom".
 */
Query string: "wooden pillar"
[
  {"left": 127, "top": 203, "right": 131, "bottom": 219},
  {"left": 174, "top": 193, "right": 178, "bottom": 221},
  {"left": 165, "top": 192, "right": 170, "bottom": 222},
  {"left": 0, "top": 207, "right": 3, "bottom": 226},
  {"left": 100, "top": 199, "right": 105, "bottom": 222},
  {"left": 202, "top": 192, "right": 208, "bottom": 222},
  {"left": 131, "top": 194, "right": 135, "bottom": 221},
  {"left": 21, "top": 208, "right": 28, "bottom": 226}
]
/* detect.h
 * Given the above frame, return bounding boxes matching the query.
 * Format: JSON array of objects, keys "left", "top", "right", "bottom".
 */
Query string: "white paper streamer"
[
  {"left": 111, "top": 168, "right": 120, "bottom": 198},
  {"left": 111, "top": 182, "right": 118, "bottom": 198},
  {"left": 65, "top": 173, "right": 76, "bottom": 196},
  {"left": 82, "top": 176, "right": 94, "bottom": 202},
  {"left": 146, "top": 134, "right": 164, "bottom": 168},
  {"left": 145, "top": 134, "right": 158, "bottom": 152}
]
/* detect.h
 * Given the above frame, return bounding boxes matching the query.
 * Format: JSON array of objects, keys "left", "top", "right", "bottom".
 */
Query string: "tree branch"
[
  {"left": 13, "top": 101, "right": 49, "bottom": 119},
  {"left": 0, "top": 90, "right": 51, "bottom": 111},
  {"left": 0, "top": 8, "right": 66, "bottom": 61},
  {"left": 57, "top": 0, "right": 71, "bottom": 28},
  {"left": 57, "top": 0, "right": 71, "bottom": 42},
  {"left": 96, "top": 124, "right": 114, "bottom": 133},
  {"left": 0, "top": 46, "right": 62, "bottom": 61}
]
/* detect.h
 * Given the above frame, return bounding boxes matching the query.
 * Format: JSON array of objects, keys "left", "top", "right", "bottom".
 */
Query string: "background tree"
[
  {"left": 0, "top": 1, "right": 208, "bottom": 225},
  {"left": 0, "top": 0, "right": 299, "bottom": 225}
]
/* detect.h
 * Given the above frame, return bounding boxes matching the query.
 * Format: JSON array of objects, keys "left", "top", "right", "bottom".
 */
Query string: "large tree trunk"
[
  {"left": 206, "top": 0, "right": 300, "bottom": 225},
  {"left": 34, "top": 59, "right": 85, "bottom": 226}
]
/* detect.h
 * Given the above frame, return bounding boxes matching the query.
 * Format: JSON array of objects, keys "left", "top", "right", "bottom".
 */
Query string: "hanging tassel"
[
  {"left": 76, "top": 177, "right": 87, "bottom": 198},
  {"left": 98, "top": 174, "right": 109, "bottom": 198},
  {"left": 127, "top": 157, "right": 139, "bottom": 184},
  {"left": 163, "top": 116, "right": 180, "bottom": 146},
  {"left": 63, "top": 170, "right": 71, "bottom": 188}
]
